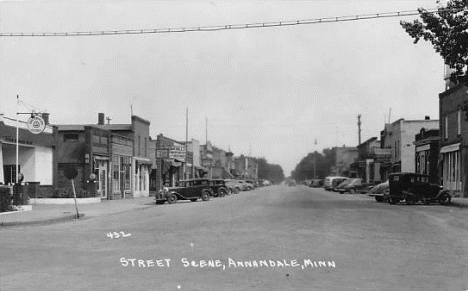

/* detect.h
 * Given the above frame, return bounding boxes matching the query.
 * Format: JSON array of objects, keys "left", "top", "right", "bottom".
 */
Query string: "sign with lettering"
[
  {"left": 27, "top": 115, "right": 46, "bottom": 134},
  {"left": 169, "top": 145, "right": 186, "bottom": 162},
  {"left": 156, "top": 148, "right": 169, "bottom": 159}
]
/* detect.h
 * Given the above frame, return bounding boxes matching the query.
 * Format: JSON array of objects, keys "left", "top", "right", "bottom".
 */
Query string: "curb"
[
  {"left": 0, "top": 213, "right": 86, "bottom": 227},
  {"left": 450, "top": 201, "right": 468, "bottom": 208}
]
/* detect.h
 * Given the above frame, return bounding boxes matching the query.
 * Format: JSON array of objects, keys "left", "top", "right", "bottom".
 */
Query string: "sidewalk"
[{"left": 0, "top": 197, "right": 156, "bottom": 227}]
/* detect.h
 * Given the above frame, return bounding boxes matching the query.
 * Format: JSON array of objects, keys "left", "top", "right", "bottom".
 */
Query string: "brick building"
[
  {"left": 414, "top": 128, "right": 440, "bottom": 184},
  {"left": 439, "top": 84, "right": 468, "bottom": 197}
]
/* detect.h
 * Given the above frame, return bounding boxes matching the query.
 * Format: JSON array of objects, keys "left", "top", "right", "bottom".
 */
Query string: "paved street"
[{"left": 1, "top": 185, "right": 467, "bottom": 291}]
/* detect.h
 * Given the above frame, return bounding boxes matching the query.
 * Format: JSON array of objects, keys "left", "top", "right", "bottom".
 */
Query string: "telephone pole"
[{"left": 357, "top": 114, "right": 362, "bottom": 146}]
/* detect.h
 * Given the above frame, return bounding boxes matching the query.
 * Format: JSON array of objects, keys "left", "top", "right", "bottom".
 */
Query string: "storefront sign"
[
  {"left": 156, "top": 148, "right": 170, "bottom": 159},
  {"left": 3, "top": 136, "right": 33, "bottom": 145},
  {"left": 169, "top": 145, "right": 186, "bottom": 162},
  {"left": 27, "top": 115, "right": 46, "bottom": 134}
]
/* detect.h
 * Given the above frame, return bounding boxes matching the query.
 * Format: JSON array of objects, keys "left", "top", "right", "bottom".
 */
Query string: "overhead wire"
[{"left": 0, "top": 8, "right": 453, "bottom": 37}]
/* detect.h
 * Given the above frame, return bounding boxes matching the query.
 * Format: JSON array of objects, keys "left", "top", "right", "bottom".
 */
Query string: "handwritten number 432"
[{"left": 107, "top": 231, "right": 131, "bottom": 239}]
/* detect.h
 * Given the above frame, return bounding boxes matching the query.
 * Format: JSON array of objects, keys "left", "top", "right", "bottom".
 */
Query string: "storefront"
[
  {"left": 0, "top": 115, "right": 55, "bottom": 189},
  {"left": 440, "top": 143, "right": 462, "bottom": 192},
  {"left": 133, "top": 157, "right": 151, "bottom": 197}
]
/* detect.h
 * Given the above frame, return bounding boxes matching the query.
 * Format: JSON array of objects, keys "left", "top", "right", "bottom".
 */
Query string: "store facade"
[{"left": 0, "top": 114, "right": 55, "bottom": 195}]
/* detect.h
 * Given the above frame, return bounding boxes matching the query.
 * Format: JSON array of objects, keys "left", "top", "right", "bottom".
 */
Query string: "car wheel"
[
  {"left": 201, "top": 191, "right": 210, "bottom": 201},
  {"left": 155, "top": 200, "right": 166, "bottom": 205},
  {"left": 167, "top": 194, "right": 177, "bottom": 204},
  {"left": 375, "top": 196, "right": 383, "bottom": 202},
  {"left": 438, "top": 193, "right": 451, "bottom": 205},
  {"left": 218, "top": 188, "right": 227, "bottom": 197},
  {"left": 405, "top": 196, "right": 416, "bottom": 205},
  {"left": 389, "top": 197, "right": 399, "bottom": 205},
  {"left": 339, "top": 191, "right": 344, "bottom": 194},
  {"left": 190, "top": 198, "right": 198, "bottom": 202}
]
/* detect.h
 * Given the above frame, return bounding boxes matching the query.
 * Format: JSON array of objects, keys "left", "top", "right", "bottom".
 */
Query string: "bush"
[
  {"left": 0, "top": 187, "right": 12, "bottom": 212},
  {"left": 53, "top": 187, "right": 94, "bottom": 198}
]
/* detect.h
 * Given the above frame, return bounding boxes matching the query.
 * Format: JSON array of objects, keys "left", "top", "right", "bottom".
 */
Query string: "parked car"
[
  {"left": 324, "top": 176, "right": 348, "bottom": 191},
  {"left": 367, "top": 181, "right": 389, "bottom": 202},
  {"left": 309, "top": 179, "right": 324, "bottom": 188},
  {"left": 236, "top": 180, "right": 250, "bottom": 191},
  {"left": 387, "top": 172, "right": 452, "bottom": 205},
  {"left": 209, "top": 179, "right": 230, "bottom": 197},
  {"left": 262, "top": 180, "right": 272, "bottom": 186},
  {"left": 224, "top": 179, "right": 242, "bottom": 194},
  {"left": 336, "top": 178, "right": 373, "bottom": 194},
  {"left": 245, "top": 180, "right": 256, "bottom": 190},
  {"left": 155, "top": 178, "right": 212, "bottom": 204}
]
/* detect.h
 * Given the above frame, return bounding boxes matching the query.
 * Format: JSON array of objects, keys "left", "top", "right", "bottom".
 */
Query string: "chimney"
[
  {"left": 425, "top": 116, "right": 430, "bottom": 120},
  {"left": 98, "top": 113, "right": 105, "bottom": 125},
  {"left": 41, "top": 113, "right": 50, "bottom": 125}
]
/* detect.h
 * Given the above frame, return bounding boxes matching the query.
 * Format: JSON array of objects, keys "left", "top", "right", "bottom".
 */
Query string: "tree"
[
  {"left": 291, "top": 148, "right": 336, "bottom": 181},
  {"left": 254, "top": 157, "right": 285, "bottom": 184},
  {"left": 400, "top": 0, "right": 468, "bottom": 84}
]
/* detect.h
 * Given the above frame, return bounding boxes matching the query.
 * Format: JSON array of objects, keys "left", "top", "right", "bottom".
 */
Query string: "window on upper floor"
[{"left": 63, "top": 133, "right": 79, "bottom": 142}]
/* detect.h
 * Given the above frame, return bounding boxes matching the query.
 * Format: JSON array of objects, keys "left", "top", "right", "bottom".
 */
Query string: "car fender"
[{"left": 435, "top": 189, "right": 452, "bottom": 199}]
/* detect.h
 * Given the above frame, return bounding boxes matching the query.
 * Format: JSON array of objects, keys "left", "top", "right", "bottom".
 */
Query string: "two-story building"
[
  {"left": 332, "top": 146, "right": 358, "bottom": 177},
  {"left": 439, "top": 83, "right": 468, "bottom": 197},
  {"left": 54, "top": 113, "right": 151, "bottom": 199},
  {"left": 414, "top": 128, "right": 440, "bottom": 184},
  {"left": 351, "top": 137, "right": 391, "bottom": 184},
  {"left": 380, "top": 117, "right": 439, "bottom": 181}
]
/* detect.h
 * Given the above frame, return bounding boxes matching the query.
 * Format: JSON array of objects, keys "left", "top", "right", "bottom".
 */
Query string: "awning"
[
  {"left": 440, "top": 143, "right": 460, "bottom": 154},
  {"left": 195, "top": 165, "right": 209, "bottom": 173},
  {"left": 134, "top": 157, "right": 152, "bottom": 165}
]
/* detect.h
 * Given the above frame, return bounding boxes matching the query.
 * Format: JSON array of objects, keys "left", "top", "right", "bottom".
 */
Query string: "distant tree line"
[
  {"left": 253, "top": 157, "right": 285, "bottom": 184},
  {"left": 290, "top": 148, "right": 337, "bottom": 182}
]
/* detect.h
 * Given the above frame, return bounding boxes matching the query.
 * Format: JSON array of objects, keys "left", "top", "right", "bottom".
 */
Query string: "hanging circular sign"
[{"left": 27, "top": 115, "right": 46, "bottom": 134}]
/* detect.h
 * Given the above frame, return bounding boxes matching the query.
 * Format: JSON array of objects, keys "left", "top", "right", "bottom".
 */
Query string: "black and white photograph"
[{"left": 0, "top": 0, "right": 467, "bottom": 290}]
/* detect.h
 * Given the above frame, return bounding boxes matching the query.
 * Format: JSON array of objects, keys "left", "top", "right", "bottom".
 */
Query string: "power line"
[{"left": 0, "top": 8, "right": 445, "bottom": 37}]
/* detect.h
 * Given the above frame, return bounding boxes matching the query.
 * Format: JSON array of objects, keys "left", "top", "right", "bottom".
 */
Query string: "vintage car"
[
  {"left": 155, "top": 178, "right": 212, "bottom": 204},
  {"left": 245, "top": 180, "right": 256, "bottom": 190},
  {"left": 224, "top": 179, "right": 242, "bottom": 194},
  {"left": 367, "top": 181, "right": 389, "bottom": 202},
  {"left": 309, "top": 179, "right": 324, "bottom": 188},
  {"left": 331, "top": 178, "right": 350, "bottom": 192},
  {"left": 387, "top": 172, "right": 452, "bottom": 205},
  {"left": 209, "top": 179, "right": 230, "bottom": 197},
  {"left": 336, "top": 178, "right": 373, "bottom": 194},
  {"left": 237, "top": 180, "right": 251, "bottom": 191},
  {"left": 324, "top": 176, "right": 348, "bottom": 191}
]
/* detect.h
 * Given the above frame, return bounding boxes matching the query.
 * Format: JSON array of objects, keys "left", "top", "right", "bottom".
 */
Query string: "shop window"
[
  {"left": 113, "top": 155, "right": 120, "bottom": 192},
  {"left": 121, "top": 156, "right": 131, "bottom": 191},
  {"left": 63, "top": 133, "right": 79, "bottom": 142},
  {"left": 3, "top": 165, "right": 20, "bottom": 185}
]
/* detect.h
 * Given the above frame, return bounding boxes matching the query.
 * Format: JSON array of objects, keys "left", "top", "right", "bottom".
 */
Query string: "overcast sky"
[{"left": 0, "top": 0, "right": 445, "bottom": 175}]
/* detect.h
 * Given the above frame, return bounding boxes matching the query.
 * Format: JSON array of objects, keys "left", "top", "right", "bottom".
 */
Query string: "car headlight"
[{"left": 163, "top": 187, "right": 169, "bottom": 192}]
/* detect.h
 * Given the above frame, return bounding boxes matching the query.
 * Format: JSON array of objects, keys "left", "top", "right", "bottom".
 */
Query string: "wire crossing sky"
[{"left": 0, "top": 8, "right": 442, "bottom": 37}]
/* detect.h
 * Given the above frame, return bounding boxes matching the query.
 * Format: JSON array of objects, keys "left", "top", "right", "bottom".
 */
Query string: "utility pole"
[
  {"left": 185, "top": 107, "right": 189, "bottom": 179},
  {"left": 357, "top": 114, "right": 362, "bottom": 146},
  {"left": 313, "top": 139, "right": 317, "bottom": 179}
]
